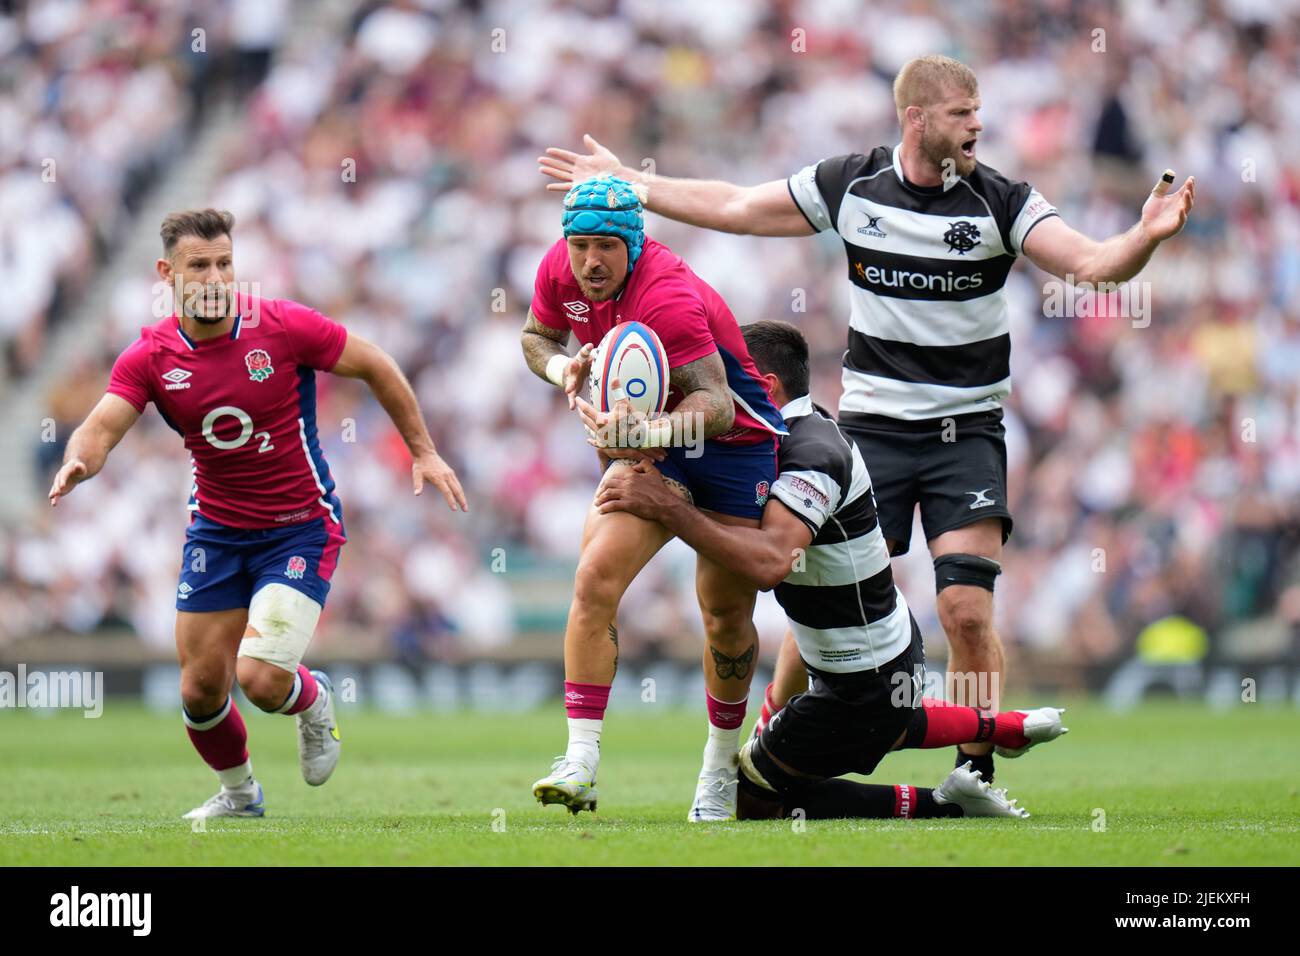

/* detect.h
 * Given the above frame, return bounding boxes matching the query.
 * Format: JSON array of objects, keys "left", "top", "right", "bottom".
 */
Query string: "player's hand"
[
  {"left": 1141, "top": 170, "right": 1195, "bottom": 243},
  {"left": 539, "top": 134, "right": 629, "bottom": 193},
  {"left": 412, "top": 451, "right": 469, "bottom": 512},
  {"left": 593, "top": 446, "right": 664, "bottom": 469},
  {"left": 48, "top": 459, "right": 88, "bottom": 507},
  {"left": 595, "top": 459, "right": 675, "bottom": 519},
  {"left": 562, "top": 342, "right": 594, "bottom": 410},
  {"left": 575, "top": 380, "right": 666, "bottom": 461}
]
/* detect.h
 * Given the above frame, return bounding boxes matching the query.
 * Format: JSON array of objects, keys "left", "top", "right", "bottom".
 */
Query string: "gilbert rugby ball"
[{"left": 589, "top": 321, "right": 670, "bottom": 418}]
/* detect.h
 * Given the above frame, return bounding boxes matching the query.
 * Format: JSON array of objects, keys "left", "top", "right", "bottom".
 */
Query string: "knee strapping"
[
  {"left": 238, "top": 584, "right": 322, "bottom": 674},
  {"left": 933, "top": 553, "right": 1002, "bottom": 593}
]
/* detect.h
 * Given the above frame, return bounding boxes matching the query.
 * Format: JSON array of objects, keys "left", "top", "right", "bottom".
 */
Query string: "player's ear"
[
  {"left": 156, "top": 256, "right": 173, "bottom": 283},
  {"left": 763, "top": 371, "right": 781, "bottom": 399}
]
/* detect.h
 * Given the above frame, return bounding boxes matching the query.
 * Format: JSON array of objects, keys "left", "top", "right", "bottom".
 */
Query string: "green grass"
[{"left": 0, "top": 700, "right": 1295, "bottom": 866}]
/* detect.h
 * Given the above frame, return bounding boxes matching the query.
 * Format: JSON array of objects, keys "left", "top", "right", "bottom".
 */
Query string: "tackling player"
[
  {"left": 597, "top": 321, "right": 1067, "bottom": 820},
  {"left": 541, "top": 53, "right": 1193, "bottom": 784},
  {"left": 521, "top": 176, "right": 786, "bottom": 819},
  {"left": 49, "top": 209, "right": 467, "bottom": 819}
]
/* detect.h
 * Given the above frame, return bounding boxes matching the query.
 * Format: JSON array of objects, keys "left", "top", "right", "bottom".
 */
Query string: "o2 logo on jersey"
[
  {"left": 285, "top": 556, "right": 307, "bottom": 580},
  {"left": 244, "top": 349, "right": 274, "bottom": 382},
  {"left": 202, "top": 406, "right": 274, "bottom": 453}
]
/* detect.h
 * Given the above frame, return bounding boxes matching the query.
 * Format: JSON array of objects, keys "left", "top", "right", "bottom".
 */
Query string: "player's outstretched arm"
[
  {"left": 1023, "top": 170, "right": 1195, "bottom": 285},
  {"left": 331, "top": 333, "right": 468, "bottom": 512},
  {"left": 49, "top": 393, "right": 141, "bottom": 506},
  {"left": 538, "top": 134, "right": 813, "bottom": 237},
  {"left": 596, "top": 463, "right": 812, "bottom": 589}
]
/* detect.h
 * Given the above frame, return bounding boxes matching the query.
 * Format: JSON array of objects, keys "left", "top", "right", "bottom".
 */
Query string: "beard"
[
  {"left": 920, "top": 126, "right": 977, "bottom": 179},
  {"left": 577, "top": 273, "right": 624, "bottom": 301}
]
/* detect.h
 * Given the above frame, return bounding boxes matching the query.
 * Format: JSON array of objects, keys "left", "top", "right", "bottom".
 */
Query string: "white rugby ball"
[{"left": 589, "top": 321, "right": 670, "bottom": 418}]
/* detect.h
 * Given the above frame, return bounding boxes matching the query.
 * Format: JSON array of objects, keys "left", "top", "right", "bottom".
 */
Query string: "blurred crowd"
[
  {"left": 0, "top": 0, "right": 293, "bottom": 378},
  {"left": 5, "top": 0, "right": 1300, "bottom": 676}
]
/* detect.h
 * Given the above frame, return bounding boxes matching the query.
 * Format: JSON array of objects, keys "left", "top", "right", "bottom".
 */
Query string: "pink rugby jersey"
[
  {"left": 531, "top": 236, "right": 786, "bottom": 445},
  {"left": 106, "top": 295, "right": 348, "bottom": 530}
]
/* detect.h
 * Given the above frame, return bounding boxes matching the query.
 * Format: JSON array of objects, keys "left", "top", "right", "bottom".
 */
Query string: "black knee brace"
[{"left": 933, "top": 553, "right": 1002, "bottom": 593}]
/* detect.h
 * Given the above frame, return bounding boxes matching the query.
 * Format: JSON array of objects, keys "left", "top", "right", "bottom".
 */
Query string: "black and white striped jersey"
[
  {"left": 788, "top": 144, "right": 1058, "bottom": 422},
  {"left": 770, "top": 394, "right": 913, "bottom": 673}
]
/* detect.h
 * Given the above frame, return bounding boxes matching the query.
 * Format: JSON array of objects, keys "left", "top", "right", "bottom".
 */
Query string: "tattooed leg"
[
  {"left": 688, "top": 537, "right": 762, "bottom": 814},
  {"left": 710, "top": 643, "right": 756, "bottom": 682},
  {"left": 694, "top": 515, "right": 762, "bottom": 707}
]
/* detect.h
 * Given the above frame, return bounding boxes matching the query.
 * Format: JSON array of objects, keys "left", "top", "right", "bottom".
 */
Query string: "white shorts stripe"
[{"left": 840, "top": 368, "right": 1011, "bottom": 421}]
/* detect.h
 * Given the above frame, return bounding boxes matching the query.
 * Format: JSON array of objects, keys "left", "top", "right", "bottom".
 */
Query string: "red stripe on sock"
[
  {"left": 186, "top": 701, "right": 249, "bottom": 771},
  {"left": 894, "top": 784, "right": 914, "bottom": 818},
  {"left": 991, "top": 710, "right": 1028, "bottom": 749},
  {"left": 564, "top": 681, "right": 610, "bottom": 720},
  {"left": 920, "top": 706, "right": 984, "bottom": 747},
  {"left": 755, "top": 682, "right": 775, "bottom": 734}
]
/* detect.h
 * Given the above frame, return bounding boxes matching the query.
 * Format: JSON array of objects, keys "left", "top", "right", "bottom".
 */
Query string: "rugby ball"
[{"left": 589, "top": 321, "right": 670, "bottom": 418}]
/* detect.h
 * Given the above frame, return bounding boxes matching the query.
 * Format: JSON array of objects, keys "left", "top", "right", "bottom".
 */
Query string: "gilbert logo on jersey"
[{"left": 244, "top": 349, "right": 274, "bottom": 382}]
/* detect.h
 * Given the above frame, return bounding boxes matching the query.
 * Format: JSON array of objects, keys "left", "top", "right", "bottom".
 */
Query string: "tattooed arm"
[
  {"left": 573, "top": 349, "right": 734, "bottom": 450},
  {"left": 666, "top": 351, "right": 734, "bottom": 441},
  {"left": 521, "top": 309, "right": 571, "bottom": 380}
]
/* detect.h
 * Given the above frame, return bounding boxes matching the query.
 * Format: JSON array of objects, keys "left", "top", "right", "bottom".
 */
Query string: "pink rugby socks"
[{"left": 183, "top": 696, "right": 252, "bottom": 787}]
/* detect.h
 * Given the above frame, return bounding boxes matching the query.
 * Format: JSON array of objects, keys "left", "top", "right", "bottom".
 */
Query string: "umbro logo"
[
  {"left": 563, "top": 300, "right": 590, "bottom": 323},
  {"left": 966, "top": 488, "right": 996, "bottom": 510},
  {"left": 856, "top": 214, "right": 886, "bottom": 239},
  {"left": 162, "top": 368, "right": 192, "bottom": 390},
  {"left": 177, "top": 582, "right": 193, "bottom": 599}
]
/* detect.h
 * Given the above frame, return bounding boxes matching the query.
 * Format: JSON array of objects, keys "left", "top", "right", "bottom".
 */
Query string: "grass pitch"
[{"left": 0, "top": 699, "right": 1295, "bottom": 866}]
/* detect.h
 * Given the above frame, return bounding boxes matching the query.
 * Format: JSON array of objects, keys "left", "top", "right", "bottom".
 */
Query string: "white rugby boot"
[
  {"left": 934, "top": 762, "right": 1029, "bottom": 818},
  {"left": 297, "top": 670, "right": 341, "bottom": 786},
  {"left": 533, "top": 756, "right": 599, "bottom": 815},
  {"left": 688, "top": 762, "right": 739, "bottom": 822},
  {"left": 182, "top": 780, "right": 265, "bottom": 819},
  {"left": 994, "top": 706, "right": 1069, "bottom": 758}
]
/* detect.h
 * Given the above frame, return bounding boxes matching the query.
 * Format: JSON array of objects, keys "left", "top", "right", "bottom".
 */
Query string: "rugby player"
[
  {"left": 541, "top": 53, "right": 1193, "bottom": 783},
  {"left": 521, "top": 176, "right": 786, "bottom": 819},
  {"left": 49, "top": 209, "right": 467, "bottom": 818},
  {"left": 597, "top": 321, "right": 1067, "bottom": 820}
]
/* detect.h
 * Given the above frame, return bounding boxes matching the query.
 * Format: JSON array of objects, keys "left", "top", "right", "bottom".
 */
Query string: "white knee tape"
[{"left": 238, "top": 584, "right": 322, "bottom": 673}]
